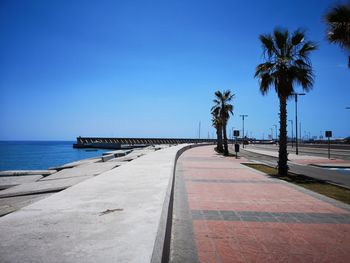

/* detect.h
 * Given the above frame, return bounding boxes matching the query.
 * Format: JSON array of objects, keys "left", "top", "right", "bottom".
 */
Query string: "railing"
[{"left": 75, "top": 137, "right": 218, "bottom": 146}]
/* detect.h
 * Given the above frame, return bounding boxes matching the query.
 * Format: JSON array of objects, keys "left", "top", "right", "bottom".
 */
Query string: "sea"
[{"left": 0, "top": 141, "right": 110, "bottom": 171}]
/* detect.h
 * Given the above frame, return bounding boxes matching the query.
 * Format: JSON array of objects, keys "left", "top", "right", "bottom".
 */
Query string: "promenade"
[
  {"left": 171, "top": 145, "right": 350, "bottom": 263},
  {"left": 1, "top": 144, "right": 350, "bottom": 262}
]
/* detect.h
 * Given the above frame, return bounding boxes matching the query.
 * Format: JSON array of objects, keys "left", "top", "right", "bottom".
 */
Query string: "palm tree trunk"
[
  {"left": 216, "top": 128, "right": 220, "bottom": 151},
  {"left": 278, "top": 96, "right": 288, "bottom": 176},
  {"left": 223, "top": 123, "right": 229, "bottom": 156},
  {"left": 216, "top": 126, "right": 223, "bottom": 153}
]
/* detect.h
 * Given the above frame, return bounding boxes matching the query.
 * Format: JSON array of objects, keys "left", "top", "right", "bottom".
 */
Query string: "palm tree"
[
  {"left": 324, "top": 3, "right": 350, "bottom": 67},
  {"left": 211, "top": 90, "right": 234, "bottom": 156},
  {"left": 255, "top": 28, "right": 317, "bottom": 176},
  {"left": 211, "top": 113, "right": 223, "bottom": 153}
]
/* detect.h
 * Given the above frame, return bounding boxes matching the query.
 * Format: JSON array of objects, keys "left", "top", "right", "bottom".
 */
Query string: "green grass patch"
[{"left": 243, "top": 163, "right": 350, "bottom": 205}]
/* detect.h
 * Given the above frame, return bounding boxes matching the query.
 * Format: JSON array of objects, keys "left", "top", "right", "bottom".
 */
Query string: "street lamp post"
[
  {"left": 273, "top": 124, "right": 277, "bottom": 144},
  {"left": 293, "top": 93, "right": 305, "bottom": 155},
  {"left": 240, "top": 115, "right": 248, "bottom": 148},
  {"left": 289, "top": 120, "right": 293, "bottom": 148},
  {"left": 346, "top": 108, "right": 350, "bottom": 139},
  {"left": 270, "top": 128, "right": 273, "bottom": 140},
  {"left": 198, "top": 121, "right": 201, "bottom": 139}
]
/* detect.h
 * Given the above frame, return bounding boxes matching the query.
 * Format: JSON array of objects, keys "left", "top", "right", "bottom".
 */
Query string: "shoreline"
[{"left": 0, "top": 141, "right": 111, "bottom": 172}]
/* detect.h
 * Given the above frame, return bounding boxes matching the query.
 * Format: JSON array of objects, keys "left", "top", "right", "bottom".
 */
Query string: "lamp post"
[
  {"left": 270, "top": 128, "right": 273, "bottom": 141},
  {"left": 273, "top": 124, "right": 277, "bottom": 144},
  {"left": 240, "top": 115, "right": 248, "bottom": 148},
  {"left": 293, "top": 93, "right": 305, "bottom": 155},
  {"left": 289, "top": 120, "right": 293, "bottom": 148},
  {"left": 346, "top": 108, "right": 350, "bottom": 139},
  {"left": 198, "top": 121, "right": 201, "bottom": 139}
]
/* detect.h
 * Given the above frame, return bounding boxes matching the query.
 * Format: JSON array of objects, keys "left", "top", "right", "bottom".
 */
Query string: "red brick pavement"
[{"left": 177, "top": 145, "right": 350, "bottom": 263}]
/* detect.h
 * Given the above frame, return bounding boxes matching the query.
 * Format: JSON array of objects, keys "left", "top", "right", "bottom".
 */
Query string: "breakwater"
[{"left": 74, "top": 136, "right": 216, "bottom": 149}]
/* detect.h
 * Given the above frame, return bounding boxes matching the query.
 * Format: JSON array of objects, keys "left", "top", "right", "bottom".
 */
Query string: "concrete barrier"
[
  {"left": 0, "top": 143, "right": 205, "bottom": 263},
  {"left": 103, "top": 150, "right": 132, "bottom": 157},
  {"left": 0, "top": 170, "right": 56, "bottom": 176},
  {"left": 151, "top": 143, "right": 209, "bottom": 263},
  {"left": 101, "top": 153, "right": 116, "bottom": 162}
]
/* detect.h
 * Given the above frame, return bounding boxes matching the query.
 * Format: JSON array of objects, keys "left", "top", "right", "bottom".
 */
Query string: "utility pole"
[
  {"left": 239, "top": 115, "right": 248, "bottom": 148},
  {"left": 293, "top": 93, "right": 305, "bottom": 155},
  {"left": 289, "top": 120, "right": 294, "bottom": 148}
]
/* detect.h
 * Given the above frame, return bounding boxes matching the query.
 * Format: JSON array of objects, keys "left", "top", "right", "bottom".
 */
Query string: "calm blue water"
[{"left": 0, "top": 141, "right": 110, "bottom": 171}]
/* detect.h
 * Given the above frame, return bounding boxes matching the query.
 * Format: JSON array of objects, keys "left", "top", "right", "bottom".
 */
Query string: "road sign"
[
  {"left": 234, "top": 130, "right": 240, "bottom": 137},
  {"left": 325, "top": 131, "right": 332, "bottom": 138}
]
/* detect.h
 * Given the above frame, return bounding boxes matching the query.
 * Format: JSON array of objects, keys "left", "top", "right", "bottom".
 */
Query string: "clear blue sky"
[{"left": 0, "top": 0, "right": 349, "bottom": 140}]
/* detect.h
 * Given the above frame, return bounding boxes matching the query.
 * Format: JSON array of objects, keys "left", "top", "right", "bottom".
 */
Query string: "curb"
[{"left": 151, "top": 143, "right": 214, "bottom": 263}]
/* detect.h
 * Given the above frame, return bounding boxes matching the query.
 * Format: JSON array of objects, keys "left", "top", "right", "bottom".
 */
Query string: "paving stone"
[{"left": 171, "top": 145, "right": 350, "bottom": 263}]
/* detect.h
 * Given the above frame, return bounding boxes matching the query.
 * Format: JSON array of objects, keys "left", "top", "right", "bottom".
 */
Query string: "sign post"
[
  {"left": 325, "top": 131, "right": 332, "bottom": 159},
  {"left": 234, "top": 130, "right": 240, "bottom": 159}
]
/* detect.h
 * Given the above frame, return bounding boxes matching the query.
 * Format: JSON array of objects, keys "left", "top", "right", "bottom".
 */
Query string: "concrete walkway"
[
  {"left": 171, "top": 145, "right": 350, "bottom": 263},
  {"left": 0, "top": 144, "right": 191, "bottom": 263}
]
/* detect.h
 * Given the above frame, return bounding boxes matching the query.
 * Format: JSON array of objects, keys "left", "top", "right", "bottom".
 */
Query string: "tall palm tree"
[
  {"left": 211, "top": 90, "right": 234, "bottom": 156},
  {"left": 211, "top": 113, "right": 223, "bottom": 153},
  {"left": 324, "top": 2, "right": 350, "bottom": 67},
  {"left": 255, "top": 28, "right": 317, "bottom": 176}
]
